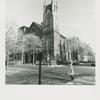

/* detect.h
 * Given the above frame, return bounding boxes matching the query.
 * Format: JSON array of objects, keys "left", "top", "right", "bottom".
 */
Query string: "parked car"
[
  {"left": 90, "top": 61, "right": 95, "bottom": 66},
  {"left": 72, "top": 60, "right": 79, "bottom": 65}
]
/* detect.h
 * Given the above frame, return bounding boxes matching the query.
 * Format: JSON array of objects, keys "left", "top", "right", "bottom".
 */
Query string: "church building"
[
  {"left": 18, "top": 0, "right": 69, "bottom": 64},
  {"left": 43, "top": 0, "right": 67, "bottom": 64}
]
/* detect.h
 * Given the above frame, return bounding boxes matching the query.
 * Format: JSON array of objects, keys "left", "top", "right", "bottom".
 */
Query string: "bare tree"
[
  {"left": 67, "top": 37, "right": 95, "bottom": 62},
  {"left": 5, "top": 18, "right": 18, "bottom": 67},
  {"left": 22, "top": 34, "right": 43, "bottom": 65}
]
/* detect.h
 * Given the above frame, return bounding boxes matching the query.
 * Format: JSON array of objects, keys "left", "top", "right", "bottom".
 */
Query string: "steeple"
[
  {"left": 43, "top": 0, "right": 59, "bottom": 32},
  {"left": 43, "top": 0, "right": 62, "bottom": 64},
  {"left": 43, "top": 0, "right": 46, "bottom": 6},
  {"left": 51, "top": 0, "right": 53, "bottom": 4},
  {"left": 44, "top": 0, "right": 52, "bottom": 5}
]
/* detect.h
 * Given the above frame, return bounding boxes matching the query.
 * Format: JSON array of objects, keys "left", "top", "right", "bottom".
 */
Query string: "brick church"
[{"left": 18, "top": 0, "right": 70, "bottom": 64}]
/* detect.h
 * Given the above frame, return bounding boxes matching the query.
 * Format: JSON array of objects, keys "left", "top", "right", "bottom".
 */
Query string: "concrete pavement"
[{"left": 66, "top": 76, "right": 95, "bottom": 85}]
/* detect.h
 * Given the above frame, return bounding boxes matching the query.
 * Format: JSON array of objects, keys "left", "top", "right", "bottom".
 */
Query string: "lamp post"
[{"left": 38, "top": 51, "right": 42, "bottom": 84}]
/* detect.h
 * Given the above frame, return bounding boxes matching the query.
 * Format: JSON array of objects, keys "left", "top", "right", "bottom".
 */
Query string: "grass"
[{"left": 6, "top": 64, "right": 95, "bottom": 85}]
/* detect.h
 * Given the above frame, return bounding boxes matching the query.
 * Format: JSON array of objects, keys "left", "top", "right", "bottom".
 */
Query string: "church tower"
[{"left": 43, "top": 0, "right": 59, "bottom": 63}]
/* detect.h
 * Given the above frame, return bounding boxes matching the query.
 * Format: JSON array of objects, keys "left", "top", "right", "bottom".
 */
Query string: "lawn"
[{"left": 6, "top": 64, "right": 95, "bottom": 85}]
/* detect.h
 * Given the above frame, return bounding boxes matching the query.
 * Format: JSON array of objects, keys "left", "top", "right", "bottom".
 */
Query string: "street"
[{"left": 6, "top": 64, "right": 95, "bottom": 85}]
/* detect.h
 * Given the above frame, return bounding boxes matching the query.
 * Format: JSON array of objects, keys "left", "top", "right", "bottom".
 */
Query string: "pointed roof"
[
  {"left": 29, "top": 22, "right": 43, "bottom": 31},
  {"left": 18, "top": 26, "right": 28, "bottom": 34},
  {"left": 45, "top": 0, "right": 52, "bottom": 5},
  {"left": 27, "top": 22, "right": 43, "bottom": 39}
]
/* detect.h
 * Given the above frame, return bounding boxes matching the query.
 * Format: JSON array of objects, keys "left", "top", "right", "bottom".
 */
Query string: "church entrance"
[
  {"left": 24, "top": 51, "right": 37, "bottom": 64},
  {"left": 25, "top": 53, "right": 28, "bottom": 63}
]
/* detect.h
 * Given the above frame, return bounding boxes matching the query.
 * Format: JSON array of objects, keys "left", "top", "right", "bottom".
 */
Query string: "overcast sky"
[{"left": 6, "top": 0, "right": 96, "bottom": 52}]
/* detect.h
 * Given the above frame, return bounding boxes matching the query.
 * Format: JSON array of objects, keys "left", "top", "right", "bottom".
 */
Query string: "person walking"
[
  {"left": 5, "top": 59, "right": 8, "bottom": 70},
  {"left": 68, "top": 60, "right": 75, "bottom": 80},
  {"left": 47, "top": 54, "right": 50, "bottom": 67}
]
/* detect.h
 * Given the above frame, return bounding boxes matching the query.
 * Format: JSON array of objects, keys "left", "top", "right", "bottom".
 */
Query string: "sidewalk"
[
  {"left": 48, "top": 65, "right": 66, "bottom": 67},
  {"left": 66, "top": 76, "right": 95, "bottom": 85}
]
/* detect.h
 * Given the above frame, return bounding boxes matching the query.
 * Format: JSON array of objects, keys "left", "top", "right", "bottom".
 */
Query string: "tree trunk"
[
  {"left": 21, "top": 52, "right": 24, "bottom": 63},
  {"left": 32, "top": 52, "right": 35, "bottom": 66}
]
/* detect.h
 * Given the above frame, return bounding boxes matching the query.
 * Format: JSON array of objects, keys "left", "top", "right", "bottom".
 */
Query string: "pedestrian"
[
  {"left": 68, "top": 60, "right": 75, "bottom": 80},
  {"left": 56, "top": 54, "right": 59, "bottom": 65},
  {"left": 31, "top": 52, "right": 35, "bottom": 66},
  {"left": 47, "top": 54, "right": 50, "bottom": 67},
  {"left": 5, "top": 59, "right": 8, "bottom": 70}
]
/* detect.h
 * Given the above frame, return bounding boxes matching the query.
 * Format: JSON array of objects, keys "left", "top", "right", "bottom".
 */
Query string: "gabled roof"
[
  {"left": 29, "top": 22, "right": 43, "bottom": 31},
  {"left": 18, "top": 26, "right": 28, "bottom": 30},
  {"left": 26, "top": 22, "right": 43, "bottom": 39},
  {"left": 56, "top": 31, "right": 66, "bottom": 39},
  {"left": 60, "top": 34, "right": 66, "bottom": 39},
  {"left": 18, "top": 26, "right": 28, "bottom": 34}
]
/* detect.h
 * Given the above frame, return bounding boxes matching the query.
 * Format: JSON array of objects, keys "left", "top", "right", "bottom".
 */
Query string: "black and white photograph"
[{"left": 5, "top": 0, "right": 96, "bottom": 85}]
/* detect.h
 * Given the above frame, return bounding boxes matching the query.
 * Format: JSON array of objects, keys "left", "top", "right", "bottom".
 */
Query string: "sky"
[{"left": 6, "top": 0, "right": 96, "bottom": 52}]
